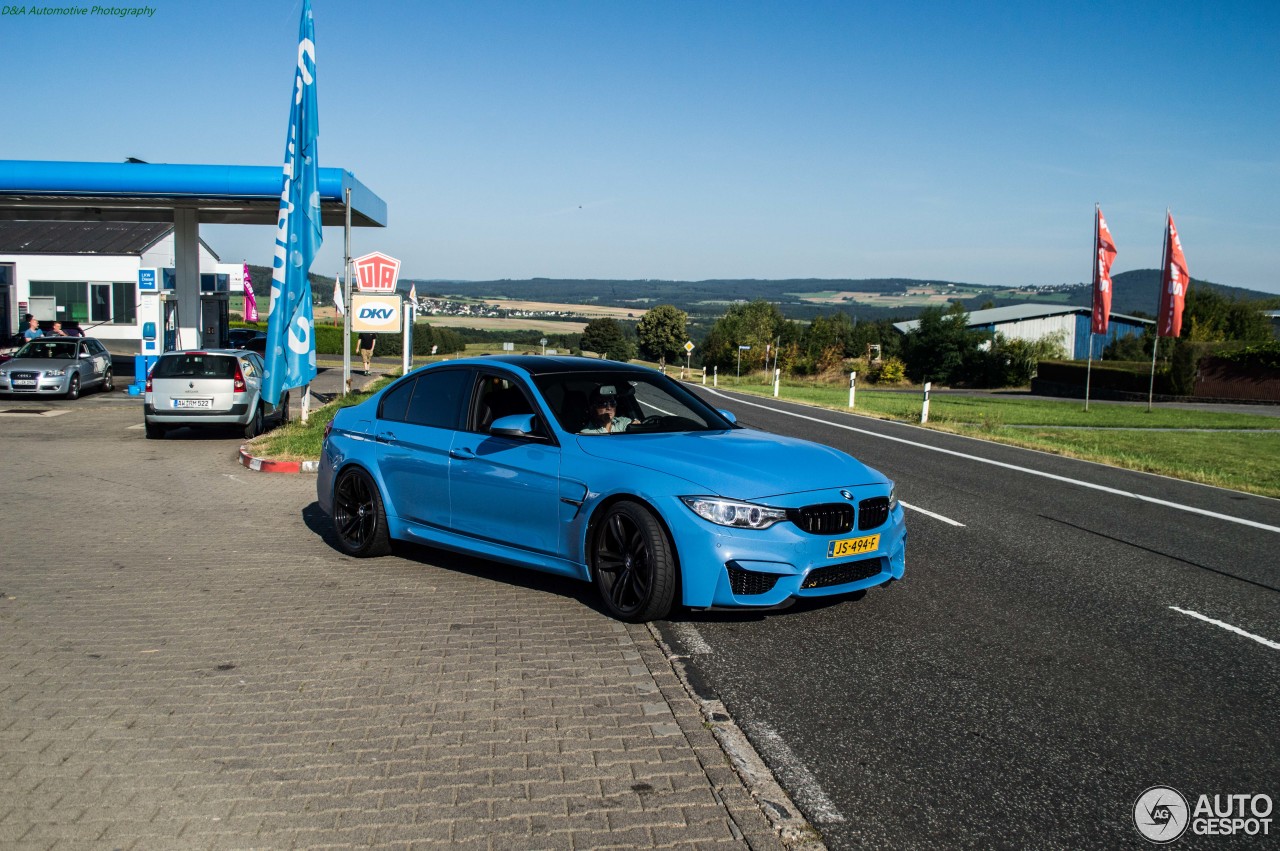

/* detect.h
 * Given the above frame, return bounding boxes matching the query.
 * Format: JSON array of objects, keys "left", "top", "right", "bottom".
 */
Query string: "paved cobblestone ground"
[{"left": 0, "top": 397, "right": 783, "bottom": 850}]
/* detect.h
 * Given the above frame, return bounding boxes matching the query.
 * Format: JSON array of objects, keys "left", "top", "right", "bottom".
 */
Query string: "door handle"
[
  {"left": 376, "top": 431, "right": 395, "bottom": 444},
  {"left": 449, "top": 447, "right": 476, "bottom": 460}
]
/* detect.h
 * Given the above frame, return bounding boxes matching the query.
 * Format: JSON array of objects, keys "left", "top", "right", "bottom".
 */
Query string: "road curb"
[{"left": 238, "top": 446, "right": 319, "bottom": 474}]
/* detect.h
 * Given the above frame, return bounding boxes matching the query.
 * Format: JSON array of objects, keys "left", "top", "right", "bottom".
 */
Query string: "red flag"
[
  {"left": 1091, "top": 206, "right": 1117, "bottom": 334},
  {"left": 243, "top": 263, "right": 259, "bottom": 323},
  {"left": 1157, "top": 212, "right": 1189, "bottom": 338}
]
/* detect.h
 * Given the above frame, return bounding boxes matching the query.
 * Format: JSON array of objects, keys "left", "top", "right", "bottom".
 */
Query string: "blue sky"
[{"left": 3, "top": 0, "right": 1278, "bottom": 293}]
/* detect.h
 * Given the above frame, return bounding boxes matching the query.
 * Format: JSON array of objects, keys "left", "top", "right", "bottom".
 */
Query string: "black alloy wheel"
[
  {"left": 65, "top": 373, "right": 81, "bottom": 400},
  {"left": 591, "top": 501, "right": 677, "bottom": 622},
  {"left": 144, "top": 421, "right": 165, "bottom": 440},
  {"left": 332, "top": 467, "right": 392, "bottom": 557}
]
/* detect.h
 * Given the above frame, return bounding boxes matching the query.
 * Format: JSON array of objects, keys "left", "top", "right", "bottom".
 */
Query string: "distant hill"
[
  {"left": 951, "top": 271, "right": 1278, "bottom": 317},
  {"left": 402, "top": 277, "right": 987, "bottom": 323}
]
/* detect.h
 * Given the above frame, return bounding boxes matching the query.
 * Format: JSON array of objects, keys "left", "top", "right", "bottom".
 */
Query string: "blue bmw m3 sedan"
[{"left": 317, "top": 356, "right": 906, "bottom": 622}]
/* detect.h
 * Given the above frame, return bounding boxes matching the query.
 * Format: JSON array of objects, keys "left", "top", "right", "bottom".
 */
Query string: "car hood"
[
  {"left": 574, "top": 428, "right": 884, "bottom": 500},
  {"left": 2, "top": 356, "right": 75, "bottom": 370}
]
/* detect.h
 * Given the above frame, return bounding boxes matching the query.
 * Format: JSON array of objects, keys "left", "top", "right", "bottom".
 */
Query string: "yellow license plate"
[{"left": 826, "top": 534, "right": 880, "bottom": 559}]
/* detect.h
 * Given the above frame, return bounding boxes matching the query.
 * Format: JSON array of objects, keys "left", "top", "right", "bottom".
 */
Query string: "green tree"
[
  {"left": 702, "top": 300, "right": 795, "bottom": 372},
  {"left": 1182, "top": 283, "right": 1272, "bottom": 343},
  {"left": 580, "top": 318, "right": 634, "bottom": 361},
  {"left": 900, "top": 303, "right": 989, "bottom": 384},
  {"left": 636, "top": 305, "right": 688, "bottom": 367}
]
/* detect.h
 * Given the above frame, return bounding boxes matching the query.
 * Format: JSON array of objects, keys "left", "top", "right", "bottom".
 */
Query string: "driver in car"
[{"left": 579, "top": 385, "right": 633, "bottom": 434}]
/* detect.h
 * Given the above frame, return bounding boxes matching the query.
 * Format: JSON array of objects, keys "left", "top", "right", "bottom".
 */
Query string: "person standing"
[
  {"left": 50, "top": 322, "right": 68, "bottom": 336},
  {"left": 358, "top": 332, "right": 376, "bottom": 375}
]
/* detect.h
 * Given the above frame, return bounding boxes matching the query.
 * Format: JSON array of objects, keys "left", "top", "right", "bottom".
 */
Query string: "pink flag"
[
  {"left": 1157, "top": 212, "right": 1189, "bottom": 338},
  {"left": 243, "top": 263, "right": 259, "bottom": 323},
  {"left": 1091, "top": 206, "right": 1117, "bottom": 334}
]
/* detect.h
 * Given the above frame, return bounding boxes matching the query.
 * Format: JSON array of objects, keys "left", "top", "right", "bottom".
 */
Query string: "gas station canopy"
[{"left": 0, "top": 159, "right": 387, "bottom": 228}]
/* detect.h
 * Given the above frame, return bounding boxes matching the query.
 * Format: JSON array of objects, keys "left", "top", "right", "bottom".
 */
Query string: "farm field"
[
  {"left": 477, "top": 298, "right": 644, "bottom": 319},
  {"left": 422, "top": 315, "right": 588, "bottom": 333}
]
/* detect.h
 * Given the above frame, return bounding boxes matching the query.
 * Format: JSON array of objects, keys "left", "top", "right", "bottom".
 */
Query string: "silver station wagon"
[{"left": 144, "top": 349, "right": 290, "bottom": 439}]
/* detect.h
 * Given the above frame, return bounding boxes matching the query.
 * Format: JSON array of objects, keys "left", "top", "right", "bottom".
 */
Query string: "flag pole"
[
  {"left": 1147, "top": 207, "right": 1170, "bottom": 412},
  {"left": 1085, "top": 204, "right": 1098, "bottom": 412},
  {"left": 343, "top": 186, "right": 352, "bottom": 396}
]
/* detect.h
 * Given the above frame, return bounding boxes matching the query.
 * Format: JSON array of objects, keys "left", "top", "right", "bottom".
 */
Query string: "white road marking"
[
  {"left": 709, "top": 390, "right": 1280, "bottom": 535},
  {"left": 742, "top": 720, "right": 846, "bottom": 824},
  {"left": 1169, "top": 606, "right": 1280, "bottom": 651},
  {"left": 668, "top": 622, "right": 713, "bottom": 655},
  {"left": 899, "top": 500, "right": 965, "bottom": 527}
]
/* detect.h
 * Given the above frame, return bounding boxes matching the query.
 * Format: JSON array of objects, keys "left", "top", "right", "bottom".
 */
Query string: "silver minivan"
[{"left": 144, "top": 349, "right": 289, "bottom": 439}]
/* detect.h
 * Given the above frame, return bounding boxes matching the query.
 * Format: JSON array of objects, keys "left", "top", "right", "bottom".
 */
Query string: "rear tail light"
[
  {"left": 145, "top": 374, "right": 152, "bottom": 392},
  {"left": 323, "top": 421, "right": 333, "bottom": 442},
  {"left": 232, "top": 363, "right": 247, "bottom": 393}
]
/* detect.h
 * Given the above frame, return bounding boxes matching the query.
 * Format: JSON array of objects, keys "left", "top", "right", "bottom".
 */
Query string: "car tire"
[
  {"left": 144, "top": 421, "right": 165, "bottom": 440},
  {"left": 244, "top": 404, "right": 263, "bottom": 439},
  {"left": 101, "top": 367, "right": 113, "bottom": 393},
  {"left": 65, "top": 373, "right": 81, "bottom": 400},
  {"left": 331, "top": 466, "right": 392, "bottom": 557},
  {"left": 591, "top": 500, "right": 677, "bottom": 622}
]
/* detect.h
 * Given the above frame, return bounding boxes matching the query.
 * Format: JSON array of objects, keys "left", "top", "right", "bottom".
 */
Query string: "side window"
[
  {"left": 472, "top": 373, "right": 537, "bottom": 432},
  {"left": 378, "top": 377, "right": 416, "bottom": 423},
  {"left": 240, "top": 357, "right": 257, "bottom": 378},
  {"left": 404, "top": 369, "right": 471, "bottom": 429}
]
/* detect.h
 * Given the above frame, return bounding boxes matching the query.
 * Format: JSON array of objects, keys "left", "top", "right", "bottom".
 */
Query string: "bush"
[{"left": 869, "top": 356, "right": 906, "bottom": 384}]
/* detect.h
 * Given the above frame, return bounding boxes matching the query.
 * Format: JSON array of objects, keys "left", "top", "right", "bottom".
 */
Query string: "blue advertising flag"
[{"left": 262, "top": 0, "right": 322, "bottom": 406}]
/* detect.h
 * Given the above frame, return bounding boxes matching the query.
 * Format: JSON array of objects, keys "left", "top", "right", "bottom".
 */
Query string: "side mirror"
[
  {"left": 717, "top": 409, "right": 737, "bottom": 424},
  {"left": 490, "top": 413, "right": 539, "bottom": 438}
]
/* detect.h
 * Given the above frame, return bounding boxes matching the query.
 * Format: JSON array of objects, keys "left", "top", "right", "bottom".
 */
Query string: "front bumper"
[
  {"left": 657, "top": 489, "right": 907, "bottom": 609},
  {"left": 0, "top": 372, "right": 74, "bottom": 395}
]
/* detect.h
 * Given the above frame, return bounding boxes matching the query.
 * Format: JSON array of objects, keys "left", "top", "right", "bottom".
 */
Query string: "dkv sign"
[{"left": 351, "top": 294, "right": 402, "bottom": 333}]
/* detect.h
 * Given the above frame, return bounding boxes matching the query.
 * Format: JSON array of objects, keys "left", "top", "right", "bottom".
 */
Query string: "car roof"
[
  {"left": 159, "top": 349, "right": 248, "bottom": 356},
  {"left": 444, "top": 355, "right": 657, "bottom": 378}
]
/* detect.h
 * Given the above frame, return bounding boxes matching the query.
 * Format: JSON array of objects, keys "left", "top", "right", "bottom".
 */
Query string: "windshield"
[
  {"left": 153, "top": 353, "right": 238, "bottom": 379},
  {"left": 15, "top": 340, "right": 78, "bottom": 360},
  {"left": 533, "top": 371, "right": 735, "bottom": 435}
]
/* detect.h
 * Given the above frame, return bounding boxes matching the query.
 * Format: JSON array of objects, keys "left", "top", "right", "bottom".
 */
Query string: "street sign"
[
  {"left": 353, "top": 252, "right": 401, "bottom": 293},
  {"left": 684, "top": 341, "right": 695, "bottom": 353},
  {"left": 350, "top": 294, "right": 401, "bottom": 332}
]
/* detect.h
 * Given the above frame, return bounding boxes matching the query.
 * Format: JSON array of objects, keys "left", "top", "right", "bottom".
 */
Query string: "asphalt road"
[{"left": 660, "top": 387, "right": 1280, "bottom": 849}]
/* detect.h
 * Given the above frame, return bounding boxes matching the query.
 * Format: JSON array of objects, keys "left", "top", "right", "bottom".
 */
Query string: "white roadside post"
[
  {"left": 849, "top": 371, "right": 856, "bottom": 408},
  {"left": 921, "top": 381, "right": 931, "bottom": 424},
  {"left": 773, "top": 368, "right": 780, "bottom": 397},
  {"left": 713, "top": 365, "right": 718, "bottom": 387}
]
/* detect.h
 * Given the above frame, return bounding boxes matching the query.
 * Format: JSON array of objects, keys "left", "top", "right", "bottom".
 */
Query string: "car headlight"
[
  {"left": 46, "top": 368, "right": 68, "bottom": 377},
  {"left": 889, "top": 483, "right": 899, "bottom": 512},
  {"left": 681, "top": 496, "right": 788, "bottom": 529}
]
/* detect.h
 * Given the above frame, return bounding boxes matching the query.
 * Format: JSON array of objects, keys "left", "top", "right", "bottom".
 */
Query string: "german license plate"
[
  {"left": 13, "top": 379, "right": 36, "bottom": 388},
  {"left": 826, "top": 534, "right": 880, "bottom": 559},
  {"left": 173, "top": 398, "right": 212, "bottom": 409}
]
